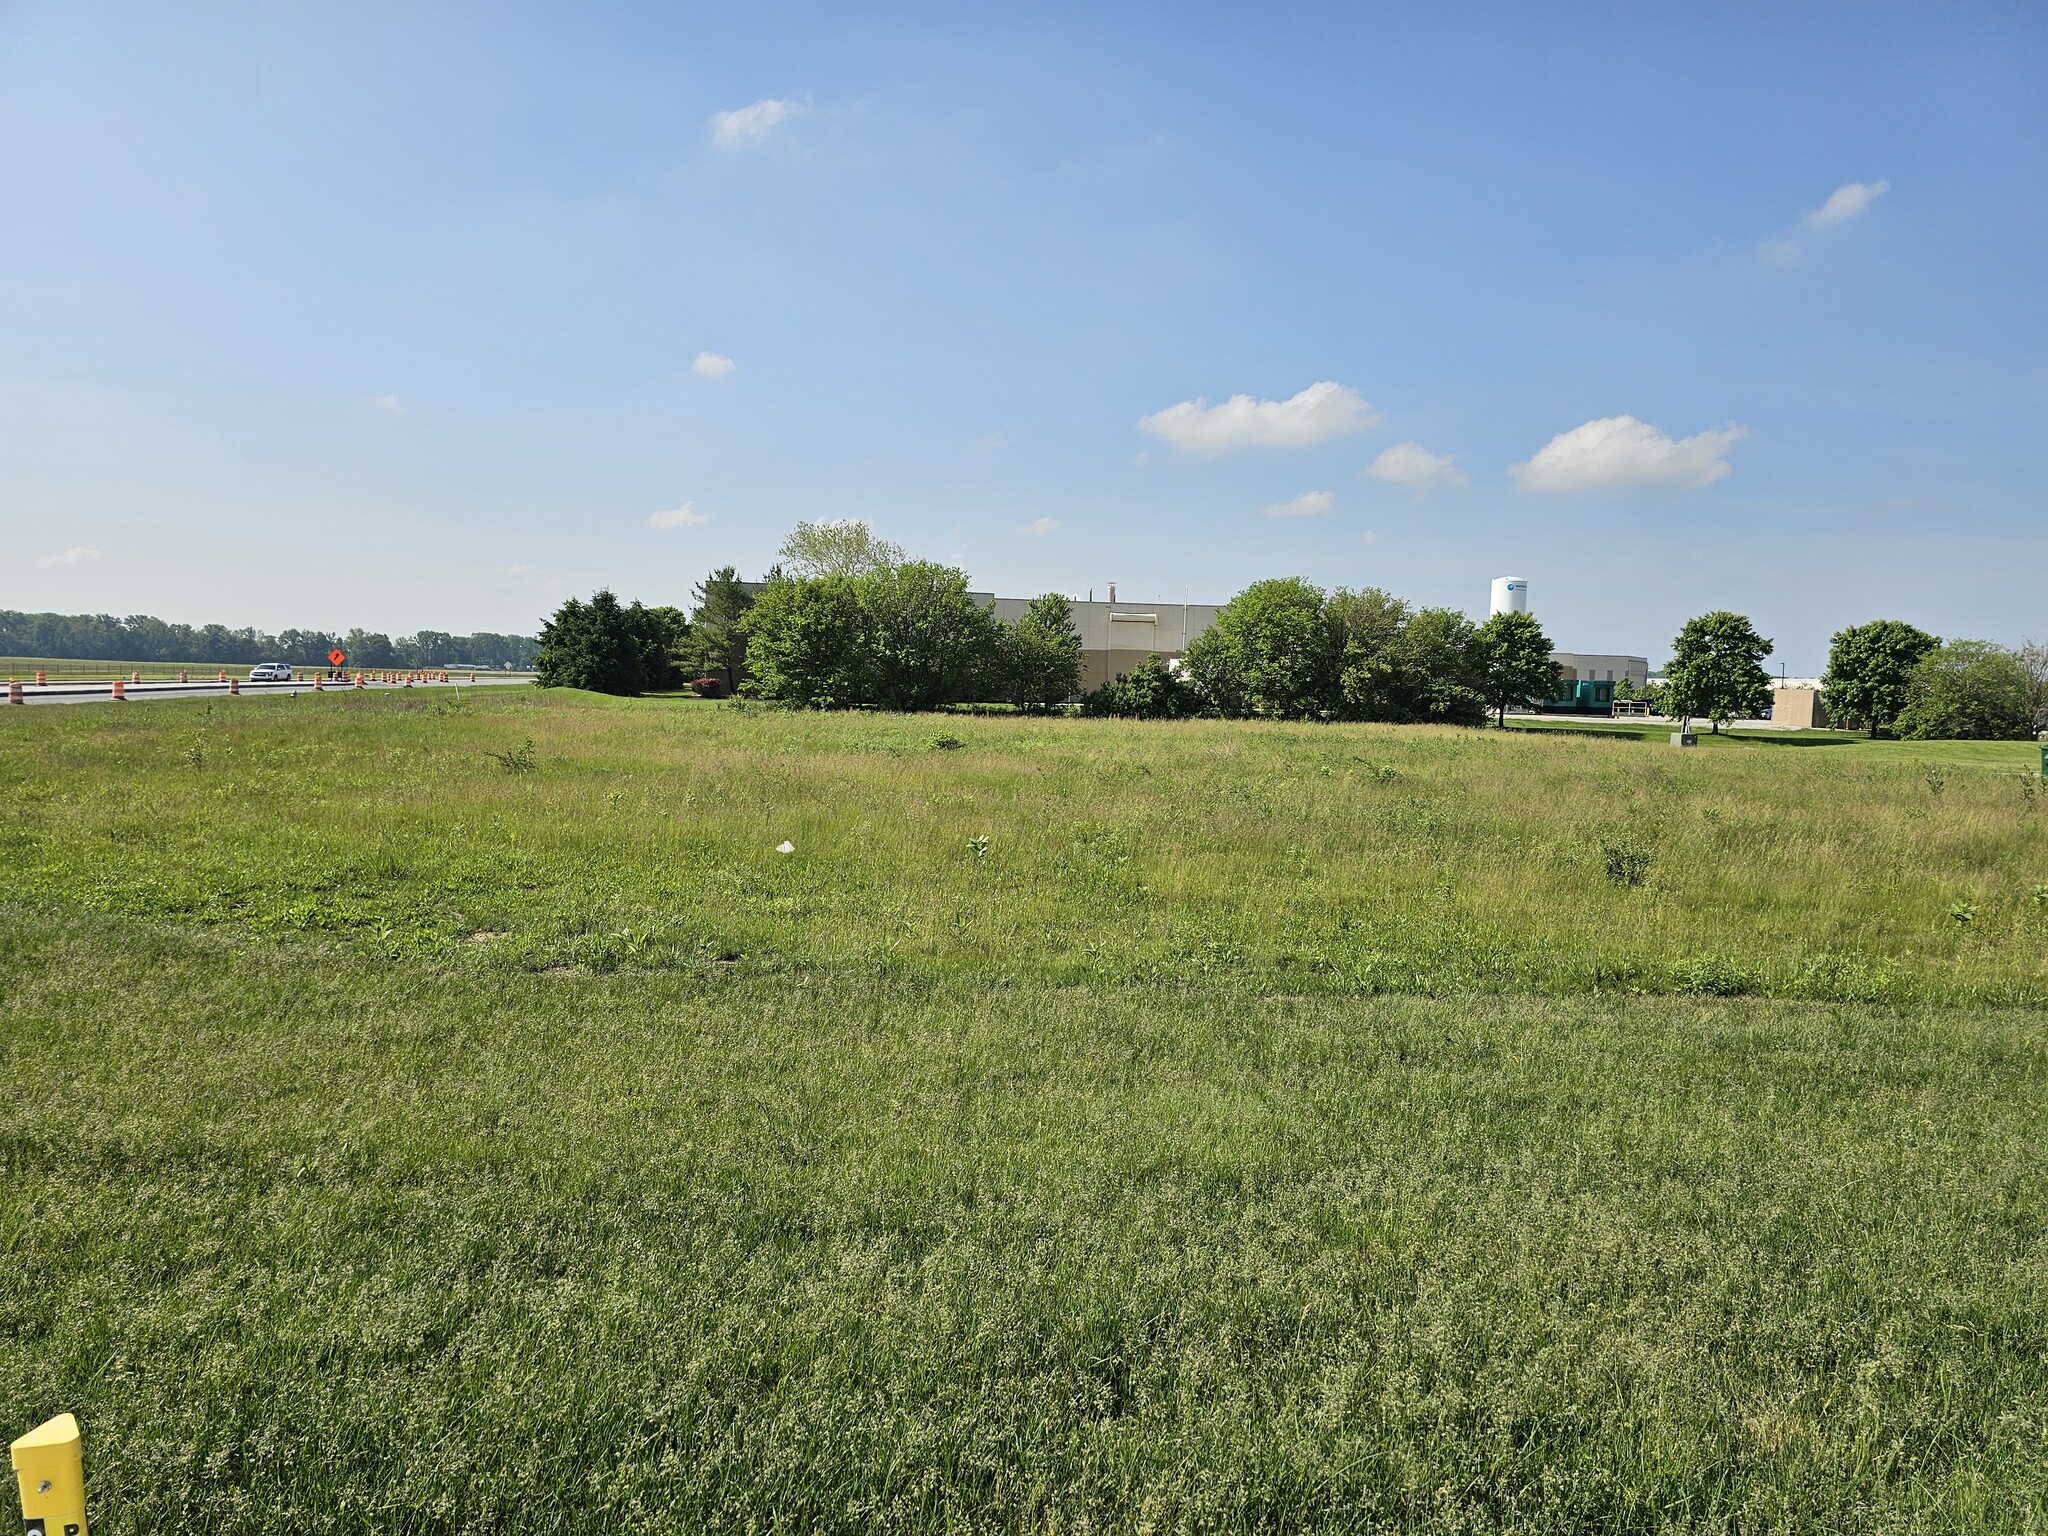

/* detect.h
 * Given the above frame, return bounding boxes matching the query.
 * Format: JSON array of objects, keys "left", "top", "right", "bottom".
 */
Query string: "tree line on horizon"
[
  {"left": 533, "top": 522, "right": 1085, "bottom": 710},
  {"left": 534, "top": 519, "right": 1566, "bottom": 725},
  {"left": 0, "top": 609, "right": 538, "bottom": 670},
  {"left": 533, "top": 521, "right": 2045, "bottom": 739}
]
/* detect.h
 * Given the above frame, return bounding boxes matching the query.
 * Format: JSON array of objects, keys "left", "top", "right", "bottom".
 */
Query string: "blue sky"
[{"left": 2, "top": 2, "right": 2042, "bottom": 669}]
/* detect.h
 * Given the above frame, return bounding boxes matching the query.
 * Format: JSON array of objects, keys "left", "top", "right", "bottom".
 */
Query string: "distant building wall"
[
  {"left": 987, "top": 597, "right": 1220, "bottom": 692},
  {"left": 1772, "top": 687, "right": 1829, "bottom": 729},
  {"left": 1551, "top": 652, "right": 1650, "bottom": 687}
]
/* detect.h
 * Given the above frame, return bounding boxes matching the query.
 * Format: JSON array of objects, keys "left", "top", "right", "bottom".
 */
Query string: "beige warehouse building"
[{"left": 984, "top": 592, "right": 1220, "bottom": 692}]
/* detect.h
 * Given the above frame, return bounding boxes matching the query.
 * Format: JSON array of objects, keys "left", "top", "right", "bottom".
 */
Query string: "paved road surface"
[{"left": 6, "top": 676, "right": 534, "bottom": 706}]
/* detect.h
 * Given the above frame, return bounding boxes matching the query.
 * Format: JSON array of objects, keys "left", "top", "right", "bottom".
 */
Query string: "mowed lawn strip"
[
  {"left": 1, "top": 910, "right": 2045, "bottom": 1531},
  {"left": 1, "top": 689, "right": 2044, "bottom": 1003}
]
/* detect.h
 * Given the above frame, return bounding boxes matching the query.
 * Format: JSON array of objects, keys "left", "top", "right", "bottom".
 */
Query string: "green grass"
[
  {"left": 0, "top": 656, "right": 239, "bottom": 681},
  {"left": 2, "top": 690, "right": 2046, "bottom": 1531},
  {"left": 1504, "top": 718, "right": 1869, "bottom": 748},
  {"left": 4, "top": 689, "right": 2044, "bottom": 1004},
  {"left": 1504, "top": 717, "right": 2043, "bottom": 771}
]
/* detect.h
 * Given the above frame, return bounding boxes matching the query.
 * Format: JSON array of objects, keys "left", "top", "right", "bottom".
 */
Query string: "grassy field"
[
  {"left": 2, "top": 690, "right": 2045, "bottom": 1531},
  {"left": 1504, "top": 718, "right": 1868, "bottom": 748}
]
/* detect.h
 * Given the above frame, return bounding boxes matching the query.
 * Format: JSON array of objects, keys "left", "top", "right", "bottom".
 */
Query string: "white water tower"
[{"left": 1489, "top": 576, "right": 1528, "bottom": 618}]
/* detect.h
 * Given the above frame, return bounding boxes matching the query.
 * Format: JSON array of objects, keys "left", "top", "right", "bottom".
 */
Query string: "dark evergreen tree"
[
  {"left": 687, "top": 567, "right": 755, "bottom": 694},
  {"left": 533, "top": 590, "right": 676, "bottom": 695}
]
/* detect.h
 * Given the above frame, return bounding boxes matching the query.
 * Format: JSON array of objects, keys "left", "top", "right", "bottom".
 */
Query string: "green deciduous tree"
[
  {"left": 1822, "top": 619, "right": 1939, "bottom": 736},
  {"left": 534, "top": 590, "right": 680, "bottom": 696},
  {"left": 859, "top": 562, "right": 1003, "bottom": 711},
  {"left": 1326, "top": 587, "right": 1412, "bottom": 721},
  {"left": 739, "top": 558, "right": 1002, "bottom": 712},
  {"left": 1895, "top": 641, "right": 2035, "bottom": 741},
  {"left": 1397, "top": 607, "right": 1488, "bottom": 726},
  {"left": 2018, "top": 639, "right": 2048, "bottom": 728},
  {"left": 776, "top": 519, "right": 905, "bottom": 579},
  {"left": 687, "top": 566, "right": 755, "bottom": 694},
  {"left": 1001, "top": 593, "right": 1084, "bottom": 711},
  {"left": 1472, "top": 609, "right": 1562, "bottom": 727},
  {"left": 1664, "top": 611, "right": 1774, "bottom": 732},
  {"left": 737, "top": 575, "right": 870, "bottom": 708},
  {"left": 1179, "top": 577, "right": 1336, "bottom": 720},
  {"left": 1176, "top": 581, "right": 1489, "bottom": 726}
]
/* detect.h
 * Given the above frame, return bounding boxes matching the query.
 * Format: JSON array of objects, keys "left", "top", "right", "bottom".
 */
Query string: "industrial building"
[
  {"left": 1488, "top": 576, "right": 1650, "bottom": 715},
  {"left": 985, "top": 586, "right": 1219, "bottom": 693},
  {"left": 738, "top": 568, "right": 1661, "bottom": 711},
  {"left": 1771, "top": 688, "right": 1829, "bottom": 728},
  {"left": 1010, "top": 575, "right": 1664, "bottom": 706},
  {"left": 1552, "top": 652, "right": 1651, "bottom": 687}
]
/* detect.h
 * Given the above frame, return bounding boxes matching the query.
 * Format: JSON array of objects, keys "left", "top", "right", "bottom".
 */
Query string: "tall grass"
[
  {"left": 3, "top": 691, "right": 2046, "bottom": 1530},
  {"left": 2, "top": 689, "right": 2042, "bottom": 1003}
]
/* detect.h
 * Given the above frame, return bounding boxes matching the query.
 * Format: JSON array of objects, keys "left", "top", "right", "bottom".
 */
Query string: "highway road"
[{"left": 6, "top": 675, "right": 535, "bottom": 706}]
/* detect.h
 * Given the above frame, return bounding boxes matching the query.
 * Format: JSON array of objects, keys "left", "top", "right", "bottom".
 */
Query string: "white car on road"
[{"left": 248, "top": 662, "right": 293, "bottom": 682}]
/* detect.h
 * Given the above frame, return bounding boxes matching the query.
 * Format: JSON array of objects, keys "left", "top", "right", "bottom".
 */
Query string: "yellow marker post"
[{"left": 11, "top": 1413, "right": 86, "bottom": 1536}]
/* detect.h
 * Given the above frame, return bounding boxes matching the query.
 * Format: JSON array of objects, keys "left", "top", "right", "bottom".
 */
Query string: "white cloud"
[
  {"left": 647, "top": 502, "right": 711, "bottom": 529},
  {"left": 974, "top": 430, "right": 1009, "bottom": 451},
  {"left": 1022, "top": 517, "right": 1060, "bottom": 536},
  {"left": 1509, "top": 415, "right": 1748, "bottom": 493},
  {"left": 1361, "top": 530, "right": 1382, "bottom": 545},
  {"left": 38, "top": 546, "right": 100, "bottom": 568},
  {"left": 691, "top": 351, "right": 736, "bottom": 379},
  {"left": 1804, "top": 180, "right": 1889, "bottom": 230},
  {"left": 1761, "top": 180, "right": 1890, "bottom": 262},
  {"left": 372, "top": 393, "right": 403, "bottom": 412},
  {"left": 1260, "top": 490, "right": 1335, "bottom": 518},
  {"left": 710, "top": 98, "right": 802, "bottom": 149},
  {"left": 1138, "top": 381, "right": 1378, "bottom": 453},
  {"left": 1366, "top": 441, "right": 1470, "bottom": 492}
]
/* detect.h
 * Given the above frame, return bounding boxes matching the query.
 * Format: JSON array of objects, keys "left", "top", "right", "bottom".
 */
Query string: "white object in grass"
[{"left": 775, "top": 841, "right": 795, "bottom": 854}]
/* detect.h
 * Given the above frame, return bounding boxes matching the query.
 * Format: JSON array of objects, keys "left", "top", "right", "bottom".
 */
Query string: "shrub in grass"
[
  {"left": 1598, "top": 831, "right": 1654, "bottom": 888},
  {"left": 1672, "top": 954, "right": 1755, "bottom": 996},
  {"left": 485, "top": 738, "right": 536, "bottom": 773},
  {"left": 1079, "top": 654, "right": 1201, "bottom": 719}
]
